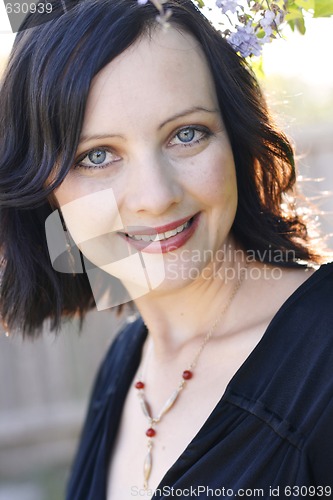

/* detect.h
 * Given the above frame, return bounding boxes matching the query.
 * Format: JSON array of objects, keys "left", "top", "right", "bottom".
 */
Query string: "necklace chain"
[{"left": 134, "top": 267, "right": 246, "bottom": 490}]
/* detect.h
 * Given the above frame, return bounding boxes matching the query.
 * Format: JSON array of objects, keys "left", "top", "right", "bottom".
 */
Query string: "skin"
[{"left": 54, "top": 26, "right": 315, "bottom": 499}]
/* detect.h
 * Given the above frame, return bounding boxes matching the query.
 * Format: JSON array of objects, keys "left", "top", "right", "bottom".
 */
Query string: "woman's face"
[{"left": 53, "top": 27, "right": 238, "bottom": 300}]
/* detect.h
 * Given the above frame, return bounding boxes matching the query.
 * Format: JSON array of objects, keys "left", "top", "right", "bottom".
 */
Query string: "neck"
[{"left": 133, "top": 240, "right": 247, "bottom": 359}]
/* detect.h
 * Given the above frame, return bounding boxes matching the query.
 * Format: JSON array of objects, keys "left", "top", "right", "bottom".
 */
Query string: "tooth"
[
  {"left": 127, "top": 219, "right": 191, "bottom": 242},
  {"left": 165, "top": 229, "right": 178, "bottom": 238},
  {"left": 140, "top": 235, "right": 151, "bottom": 242}
]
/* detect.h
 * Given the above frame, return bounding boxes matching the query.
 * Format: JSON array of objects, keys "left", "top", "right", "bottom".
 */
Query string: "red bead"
[
  {"left": 182, "top": 370, "right": 193, "bottom": 380},
  {"left": 146, "top": 428, "right": 156, "bottom": 437},
  {"left": 135, "top": 381, "right": 145, "bottom": 389}
]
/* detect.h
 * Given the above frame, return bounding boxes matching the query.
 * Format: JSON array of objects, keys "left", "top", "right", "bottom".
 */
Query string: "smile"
[
  {"left": 118, "top": 213, "right": 200, "bottom": 254},
  {"left": 126, "top": 220, "right": 191, "bottom": 242}
]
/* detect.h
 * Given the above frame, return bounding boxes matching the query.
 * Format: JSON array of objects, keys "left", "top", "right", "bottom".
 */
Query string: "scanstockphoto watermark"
[
  {"left": 1, "top": 0, "right": 70, "bottom": 34},
  {"left": 165, "top": 245, "right": 297, "bottom": 282},
  {"left": 131, "top": 485, "right": 265, "bottom": 497},
  {"left": 166, "top": 261, "right": 283, "bottom": 283},
  {"left": 131, "top": 485, "right": 332, "bottom": 497},
  {"left": 44, "top": 189, "right": 167, "bottom": 310},
  {"left": 0, "top": 0, "right": 167, "bottom": 34},
  {"left": 132, "top": 485, "right": 266, "bottom": 497},
  {"left": 166, "top": 245, "right": 298, "bottom": 267}
]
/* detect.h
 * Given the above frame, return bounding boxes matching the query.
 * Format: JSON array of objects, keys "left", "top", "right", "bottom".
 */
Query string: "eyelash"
[
  {"left": 74, "top": 148, "right": 120, "bottom": 171},
  {"left": 168, "top": 125, "right": 212, "bottom": 148},
  {"left": 73, "top": 125, "right": 213, "bottom": 171}
]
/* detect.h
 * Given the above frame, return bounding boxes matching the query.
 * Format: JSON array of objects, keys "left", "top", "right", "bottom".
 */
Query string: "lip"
[
  {"left": 122, "top": 214, "right": 194, "bottom": 236},
  {"left": 118, "top": 212, "right": 201, "bottom": 254}
]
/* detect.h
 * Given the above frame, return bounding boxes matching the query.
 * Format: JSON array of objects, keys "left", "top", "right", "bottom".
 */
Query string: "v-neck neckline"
[{"left": 106, "top": 263, "right": 333, "bottom": 497}]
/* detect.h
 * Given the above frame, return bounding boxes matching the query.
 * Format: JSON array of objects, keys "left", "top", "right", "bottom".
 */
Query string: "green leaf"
[
  {"left": 193, "top": 0, "right": 205, "bottom": 7},
  {"left": 294, "top": 15, "right": 306, "bottom": 33},
  {"left": 287, "top": 19, "right": 296, "bottom": 31},
  {"left": 294, "top": 0, "right": 315, "bottom": 11},
  {"left": 256, "top": 28, "right": 266, "bottom": 39},
  {"left": 285, "top": 4, "right": 304, "bottom": 20},
  {"left": 275, "top": 0, "right": 289, "bottom": 8},
  {"left": 314, "top": 0, "right": 333, "bottom": 17},
  {"left": 286, "top": 19, "right": 306, "bottom": 34}
]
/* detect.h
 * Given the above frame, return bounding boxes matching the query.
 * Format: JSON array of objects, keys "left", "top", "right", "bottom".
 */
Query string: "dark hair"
[{"left": 0, "top": 0, "right": 325, "bottom": 337}]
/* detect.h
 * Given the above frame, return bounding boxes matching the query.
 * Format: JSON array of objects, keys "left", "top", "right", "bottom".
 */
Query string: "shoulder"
[
  {"left": 230, "top": 262, "right": 333, "bottom": 438},
  {"left": 102, "top": 315, "right": 146, "bottom": 368},
  {"left": 253, "top": 261, "right": 333, "bottom": 332},
  {"left": 267, "top": 262, "right": 333, "bottom": 377},
  {"left": 279, "top": 261, "right": 333, "bottom": 325}
]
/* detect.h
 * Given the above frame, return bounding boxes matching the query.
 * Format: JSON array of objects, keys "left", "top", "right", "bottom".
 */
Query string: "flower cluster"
[
  {"left": 228, "top": 23, "right": 262, "bottom": 57},
  {"left": 137, "top": 0, "right": 333, "bottom": 58},
  {"left": 216, "top": 0, "right": 286, "bottom": 57}
]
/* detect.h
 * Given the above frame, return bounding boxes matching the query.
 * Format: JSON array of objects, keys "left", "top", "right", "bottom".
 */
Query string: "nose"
[{"left": 124, "top": 151, "right": 183, "bottom": 216}]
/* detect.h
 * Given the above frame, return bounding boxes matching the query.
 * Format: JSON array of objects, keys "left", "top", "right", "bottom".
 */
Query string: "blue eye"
[
  {"left": 177, "top": 128, "right": 195, "bottom": 143},
  {"left": 88, "top": 149, "right": 107, "bottom": 165},
  {"left": 168, "top": 126, "right": 212, "bottom": 148},
  {"left": 74, "top": 147, "right": 121, "bottom": 170}
]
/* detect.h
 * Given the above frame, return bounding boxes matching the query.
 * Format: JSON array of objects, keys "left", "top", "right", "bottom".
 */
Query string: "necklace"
[{"left": 134, "top": 268, "right": 246, "bottom": 490}]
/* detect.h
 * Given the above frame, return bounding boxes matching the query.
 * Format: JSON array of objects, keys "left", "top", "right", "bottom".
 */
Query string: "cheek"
[
  {"left": 188, "top": 144, "right": 237, "bottom": 209},
  {"left": 54, "top": 174, "right": 107, "bottom": 205},
  {"left": 208, "top": 163, "right": 237, "bottom": 205},
  {"left": 54, "top": 178, "right": 124, "bottom": 251}
]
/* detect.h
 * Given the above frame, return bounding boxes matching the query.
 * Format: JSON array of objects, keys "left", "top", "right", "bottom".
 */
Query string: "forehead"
[{"left": 81, "top": 27, "right": 219, "bottom": 135}]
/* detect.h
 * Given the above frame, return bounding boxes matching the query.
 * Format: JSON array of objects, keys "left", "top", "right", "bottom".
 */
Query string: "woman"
[{"left": 0, "top": 0, "right": 333, "bottom": 498}]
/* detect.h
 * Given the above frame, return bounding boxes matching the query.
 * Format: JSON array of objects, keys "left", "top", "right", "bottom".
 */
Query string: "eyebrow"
[
  {"left": 158, "top": 106, "right": 219, "bottom": 129},
  {"left": 78, "top": 107, "right": 219, "bottom": 144},
  {"left": 78, "top": 133, "right": 124, "bottom": 145}
]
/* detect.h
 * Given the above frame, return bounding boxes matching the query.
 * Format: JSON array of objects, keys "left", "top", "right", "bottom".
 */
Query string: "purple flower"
[
  {"left": 259, "top": 8, "right": 285, "bottom": 43},
  {"left": 260, "top": 9, "right": 275, "bottom": 38},
  {"left": 215, "top": 0, "right": 238, "bottom": 14},
  {"left": 270, "top": 7, "right": 285, "bottom": 28},
  {"left": 137, "top": 0, "right": 149, "bottom": 4},
  {"left": 228, "top": 23, "right": 262, "bottom": 58},
  {"left": 260, "top": 9, "right": 275, "bottom": 27}
]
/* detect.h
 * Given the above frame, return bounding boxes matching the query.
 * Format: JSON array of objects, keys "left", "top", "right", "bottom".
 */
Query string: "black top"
[{"left": 67, "top": 263, "right": 333, "bottom": 499}]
